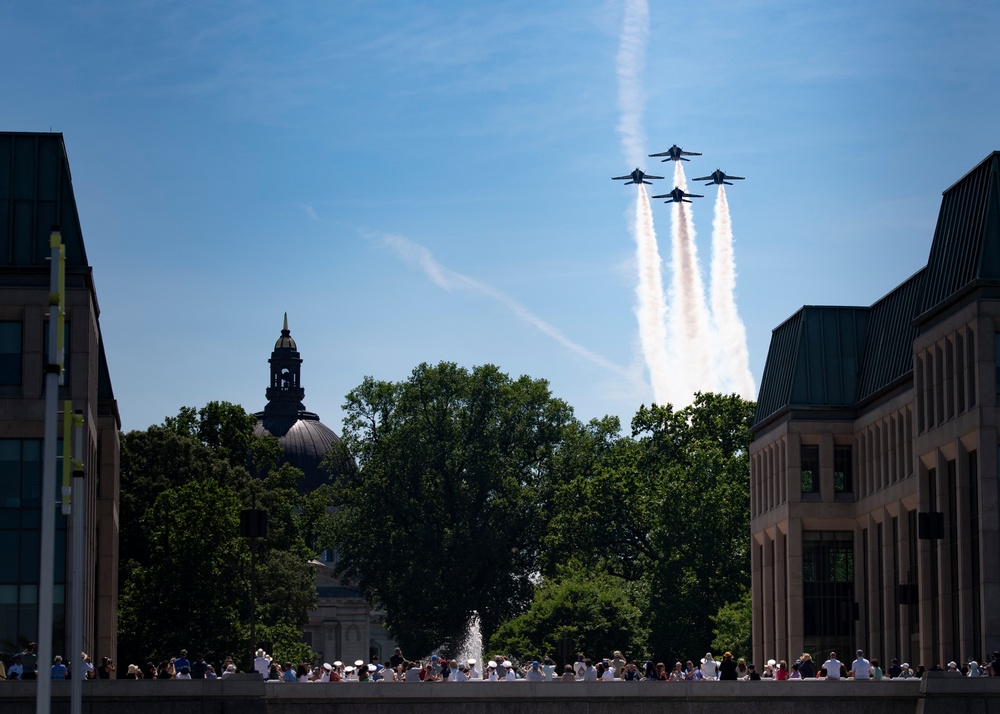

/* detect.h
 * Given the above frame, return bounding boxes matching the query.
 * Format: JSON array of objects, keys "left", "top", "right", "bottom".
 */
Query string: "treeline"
[{"left": 117, "top": 361, "right": 753, "bottom": 669}]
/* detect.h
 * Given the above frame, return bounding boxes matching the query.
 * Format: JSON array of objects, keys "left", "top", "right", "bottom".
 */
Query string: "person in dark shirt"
[
  {"left": 887, "top": 658, "right": 902, "bottom": 679},
  {"left": 191, "top": 654, "right": 208, "bottom": 679},
  {"left": 718, "top": 652, "right": 738, "bottom": 680},
  {"left": 389, "top": 648, "right": 404, "bottom": 671},
  {"left": 747, "top": 664, "right": 761, "bottom": 681}
]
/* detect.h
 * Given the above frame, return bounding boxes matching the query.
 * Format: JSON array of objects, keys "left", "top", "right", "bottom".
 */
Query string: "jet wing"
[
  {"left": 612, "top": 175, "right": 631, "bottom": 180},
  {"left": 682, "top": 151, "right": 702, "bottom": 156},
  {"left": 692, "top": 175, "right": 712, "bottom": 182},
  {"left": 645, "top": 174, "right": 664, "bottom": 180},
  {"left": 647, "top": 151, "right": 670, "bottom": 157}
]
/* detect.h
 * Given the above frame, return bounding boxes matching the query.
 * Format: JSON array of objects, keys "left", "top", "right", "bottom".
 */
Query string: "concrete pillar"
[
  {"left": 786, "top": 518, "right": 804, "bottom": 663},
  {"left": 762, "top": 530, "right": 775, "bottom": 664}
]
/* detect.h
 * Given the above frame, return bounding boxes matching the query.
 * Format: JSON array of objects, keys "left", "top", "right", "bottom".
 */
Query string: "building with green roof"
[
  {"left": 751, "top": 151, "right": 1000, "bottom": 669},
  {"left": 0, "top": 132, "right": 120, "bottom": 662}
]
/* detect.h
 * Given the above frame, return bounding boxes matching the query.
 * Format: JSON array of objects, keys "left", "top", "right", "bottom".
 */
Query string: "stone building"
[
  {"left": 0, "top": 132, "right": 120, "bottom": 659},
  {"left": 253, "top": 317, "right": 396, "bottom": 664},
  {"left": 750, "top": 151, "right": 1000, "bottom": 668}
]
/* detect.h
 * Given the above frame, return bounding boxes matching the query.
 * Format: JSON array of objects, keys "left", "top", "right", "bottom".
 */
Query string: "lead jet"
[
  {"left": 652, "top": 187, "right": 703, "bottom": 204},
  {"left": 693, "top": 169, "right": 745, "bottom": 186},
  {"left": 648, "top": 145, "right": 702, "bottom": 162},
  {"left": 612, "top": 168, "right": 664, "bottom": 185}
]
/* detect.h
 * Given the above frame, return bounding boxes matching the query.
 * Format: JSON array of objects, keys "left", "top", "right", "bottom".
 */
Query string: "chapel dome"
[{"left": 253, "top": 314, "right": 351, "bottom": 493}]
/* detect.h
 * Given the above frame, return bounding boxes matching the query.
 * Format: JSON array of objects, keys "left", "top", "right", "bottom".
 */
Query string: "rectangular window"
[
  {"left": 834, "top": 445, "right": 853, "bottom": 493},
  {"left": 801, "top": 444, "right": 820, "bottom": 493},
  {"left": 0, "top": 438, "right": 67, "bottom": 654},
  {"left": 0, "top": 322, "right": 22, "bottom": 386},
  {"left": 802, "top": 530, "right": 854, "bottom": 658}
]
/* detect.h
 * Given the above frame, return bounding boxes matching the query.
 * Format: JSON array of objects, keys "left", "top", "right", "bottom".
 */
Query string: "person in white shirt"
[
  {"left": 405, "top": 662, "right": 422, "bottom": 682},
  {"left": 253, "top": 649, "right": 271, "bottom": 678},
  {"left": 504, "top": 661, "right": 517, "bottom": 681},
  {"left": 524, "top": 661, "right": 545, "bottom": 681},
  {"left": 851, "top": 650, "right": 871, "bottom": 680},
  {"left": 467, "top": 659, "right": 481, "bottom": 679},
  {"left": 821, "top": 652, "right": 844, "bottom": 680},
  {"left": 701, "top": 653, "right": 719, "bottom": 680}
]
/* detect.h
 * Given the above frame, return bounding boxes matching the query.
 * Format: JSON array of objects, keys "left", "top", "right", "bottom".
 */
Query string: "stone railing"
[{"left": 1, "top": 672, "right": 998, "bottom": 714}]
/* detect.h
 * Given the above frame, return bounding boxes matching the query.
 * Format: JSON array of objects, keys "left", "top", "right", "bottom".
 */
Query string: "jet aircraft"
[
  {"left": 693, "top": 169, "right": 745, "bottom": 186},
  {"left": 648, "top": 145, "right": 702, "bottom": 162},
  {"left": 652, "top": 187, "right": 704, "bottom": 204},
  {"left": 612, "top": 168, "right": 664, "bottom": 185}
]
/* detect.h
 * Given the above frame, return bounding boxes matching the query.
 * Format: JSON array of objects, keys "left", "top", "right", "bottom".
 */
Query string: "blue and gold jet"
[{"left": 612, "top": 168, "right": 665, "bottom": 185}]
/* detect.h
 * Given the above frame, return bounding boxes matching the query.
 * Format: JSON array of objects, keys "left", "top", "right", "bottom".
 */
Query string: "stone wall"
[{"left": 2, "top": 672, "right": 998, "bottom": 714}]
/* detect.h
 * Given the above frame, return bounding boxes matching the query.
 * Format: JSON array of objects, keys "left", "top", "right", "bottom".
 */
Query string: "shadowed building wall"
[
  {"left": 751, "top": 151, "right": 1000, "bottom": 668},
  {"left": 0, "top": 132, "right": 120, "bottom": 661}
]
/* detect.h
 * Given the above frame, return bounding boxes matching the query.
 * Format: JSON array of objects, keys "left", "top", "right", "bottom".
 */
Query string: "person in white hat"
[
  {"left": 254, "top": 649, "right": 271, "bottom": 678},
  {"left": 503, "top": 660, "right": 516, "bottom": 681},
  {"left": 701, "top": 653, "right": 718, "bottom": 680},
  {"left": 487, "top": 660, "right": 499, "bottom": 681},
  {"left": 467, "top": 659, "right": 481, "bottom": 679}
]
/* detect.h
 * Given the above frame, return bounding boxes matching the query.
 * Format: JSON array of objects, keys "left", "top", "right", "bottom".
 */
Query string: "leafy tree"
[
  {"left": 330, "top": 362, "right": 577, "bottom": 655},
  {"left": 711, "top": 587, "right": 752, "bottom": 657},
  {"left": 541, "top": 393, "right": 755, "bottom": 663},
  {"left": 488, "top": 565, "right": 648, "bottom": 666},
  {"left": 635, "top": 393, "right": 755, "bottom": 661},
  {"left": 118, "top": 402, "right": 318, "bottom": 668},
  {"left": 117, "top": 479, "right": 248, "bottom": 665}
]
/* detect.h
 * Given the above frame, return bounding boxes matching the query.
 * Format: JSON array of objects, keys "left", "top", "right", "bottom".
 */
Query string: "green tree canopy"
[
  {"left": 542, "top": 392, "right": 755, "bottom": 662},
  {"left": 118, "top": 402, "right": 318, "bottom": 669},
  {"left": 330, "top": 362, "right": 577, "bottom": 655},
  {"left": 488, "top": 564, "right": 648, "bottom": 667}
]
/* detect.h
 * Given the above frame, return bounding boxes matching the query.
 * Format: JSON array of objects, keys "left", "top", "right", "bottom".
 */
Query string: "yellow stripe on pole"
[{"left": 61, "top": 400, "right": 73, "bottom": 513}]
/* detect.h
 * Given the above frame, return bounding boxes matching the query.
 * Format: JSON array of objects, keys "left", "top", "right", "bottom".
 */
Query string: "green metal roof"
[
  {"left": 753, "top": 151, "right": 999, "bottom": 431},
  {"left": 0, "top": 132, "right": 88, "bottom": 268}
]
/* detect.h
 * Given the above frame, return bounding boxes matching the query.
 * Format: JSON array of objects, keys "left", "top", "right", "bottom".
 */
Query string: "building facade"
[
  {"left": 751, "top": 151, "right": 1000, "bottom": 669},
  {"left": 0, "top": 132, "right": 120, "bottom": 660},
  {"left": 252, "top": 318, "right": 396, "bottom": 664}
]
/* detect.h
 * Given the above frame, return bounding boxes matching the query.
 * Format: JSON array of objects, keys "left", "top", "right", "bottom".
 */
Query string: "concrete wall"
[{"left": 2, "top": 673, "right": 998, "bottom": 714}]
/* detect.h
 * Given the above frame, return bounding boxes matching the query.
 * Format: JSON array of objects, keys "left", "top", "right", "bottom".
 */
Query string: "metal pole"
[
  {"left": 37, "top": 229, "right": 65, "bottom": 714},
  {"left": 69, "top": 408, "right": 85, "bottom": 714}
]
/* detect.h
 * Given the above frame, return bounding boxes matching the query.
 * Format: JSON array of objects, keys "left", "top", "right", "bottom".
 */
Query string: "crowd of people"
[{"left": 3, "top": 643, "right": 999, "bottom": 682}]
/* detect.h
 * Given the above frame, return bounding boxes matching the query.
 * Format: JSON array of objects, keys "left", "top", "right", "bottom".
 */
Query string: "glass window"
[
  {"left": 802, "top": 530, "right": 854, "bottom": 658},
  {"left": 834, "top": 445, "right": 852, "bottom": 493},
  {"left": 801, "top": 444, "right": 820, "bottom": 493},
  {"left": 0, "top": 322, "right": 22, "bottom": 386}
]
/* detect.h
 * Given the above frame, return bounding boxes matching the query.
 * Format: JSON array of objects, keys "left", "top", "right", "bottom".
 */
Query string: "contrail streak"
[
  {"left": 381, "top": 233, "right": 632, "bottom": 379},
  {"left": 668, "top": 162, "right": 715, "bottom": 402},
  {"left": 633, "top": 186, "right": 672, "bottom": 403},
  {"left": 616, "top": 0, "right": 670, "bottom": 402},
  {"left": 710, "top": 186, "right": 756, "bottom": 398},
  {"left": 616, "top": 0, "right": 649, "bottom": 167}
]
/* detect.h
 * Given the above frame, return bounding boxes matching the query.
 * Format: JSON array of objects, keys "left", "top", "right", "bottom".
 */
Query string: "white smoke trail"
[
  {"left": 381, "top": 233, "right": 633, "bottom": 379},
  {"left": 616, "top": 0, "right": 649, "bottom": 167},
  {"left": 615, "top": 0, "right": 671, "bottom": 402},
  {"left": 633, "top": 186, "right": 671, "bottom": 403},
  {"left": 668, "top": 161, "right": 715, "bottom": 402},
  {"left": 710, "top": 186, "right": 756, "bottom": 398}
]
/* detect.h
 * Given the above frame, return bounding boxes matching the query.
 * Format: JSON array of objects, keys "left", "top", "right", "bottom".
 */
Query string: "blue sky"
[{"left": 4, "top": 0, "right": 999, "bottom": 433}]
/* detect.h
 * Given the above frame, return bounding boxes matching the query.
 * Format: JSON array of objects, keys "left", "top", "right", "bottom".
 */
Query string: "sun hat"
[{"left": 323, "top": 663, "right": 332, "bottom": 671}]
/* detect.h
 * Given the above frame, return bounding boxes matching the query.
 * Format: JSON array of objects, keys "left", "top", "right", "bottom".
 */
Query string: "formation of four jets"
[{"left": 613, "top": 145, "right": 744, "bottom": 203}]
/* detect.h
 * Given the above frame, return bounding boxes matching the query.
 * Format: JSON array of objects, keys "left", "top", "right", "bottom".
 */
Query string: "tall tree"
[
  {"left": 118, "top": 402, "right": 318, "bottom": 668},
  {"left": 488, "top": 564, "right": 649, "bottom": 666},
  {"left": 541, "top": 393, "right": 755, "bottom": 662},
  {"left": 331, "top": 362, "right": 577, "bottom": 655}
]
